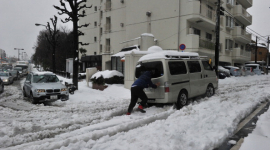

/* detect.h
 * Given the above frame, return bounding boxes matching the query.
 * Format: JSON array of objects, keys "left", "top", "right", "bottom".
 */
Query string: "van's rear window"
[{"left": 135, "top": 61, "right": 164, "bottom": 78}]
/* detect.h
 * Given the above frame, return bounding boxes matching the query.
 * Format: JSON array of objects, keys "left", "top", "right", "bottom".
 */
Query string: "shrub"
[
  {"left": 104, "top": 76, "right": 124, "bottom": 84},
  {"left": 91, "top": 75, "right": 105, "bottom": 85}
]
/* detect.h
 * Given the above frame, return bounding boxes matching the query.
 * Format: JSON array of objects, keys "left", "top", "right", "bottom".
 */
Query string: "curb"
[{"left": 214, "top": 101, "right": 270, "bottom": 150}]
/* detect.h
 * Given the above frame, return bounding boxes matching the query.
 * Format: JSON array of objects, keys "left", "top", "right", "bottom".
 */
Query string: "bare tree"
[{"left": 54, "top": 0, "right": 91, "bottom": 90}]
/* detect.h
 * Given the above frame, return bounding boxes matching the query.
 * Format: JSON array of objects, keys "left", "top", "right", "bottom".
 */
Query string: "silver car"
[
  {"left": 0, "top": 72, "right": 14, "bottom": 84},
  {"left": 23, "top": 72, "right": 69, "bottom": 104}
]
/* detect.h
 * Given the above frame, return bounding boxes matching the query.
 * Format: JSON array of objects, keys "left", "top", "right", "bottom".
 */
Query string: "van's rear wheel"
[
  {"left": 205, "top": 84, "right": 214, "bottom": 97},
  {"left": 176, "top": 91, "right": 188, "bottom": 110}
]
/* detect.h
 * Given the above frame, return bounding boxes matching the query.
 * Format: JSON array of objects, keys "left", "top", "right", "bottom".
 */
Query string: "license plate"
[{"left": 50, "top": 95, "right": 58, "bottom": 99}]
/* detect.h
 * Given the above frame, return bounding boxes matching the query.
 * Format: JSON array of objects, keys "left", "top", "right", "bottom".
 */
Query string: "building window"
[
  {"left": 235, "top": 43, "right": 238, "bottom": 48},
  {"left": 206, "top": 32, "right": 212, "bottom": 41},
  {"left": 226, "top": 16, "right": 234, "bottom": 28},
  {"left": 193, "top": 28, "right": 201, "bottom": 36},
  {"left": 100, "top": 44, "right": 103, "bottom": 52},
  {"left": 100, "top": 11, "right": 103, "bottom": 19},
  {"left": 225, "top": 39, "right": 233, "bottom": 50},
  {"left": 227, "top": 0, "right": 234, "bottom": 5},
  {"left": 94, "top": 22, "right": 97, "bottom": 27},
  {"left": 94, "top": 37, "right": 97, "bottom": 42},
  {"left": 259, "top": 52, "right": 262, "bottom": 55},
  {"left": 95, "top": 6, "right": 97, "bottom": 11},
  {"left": 241, "top": 45, "right": 244, "bottom": 50},
  {"left": 100, "top": 28, "right": 103, "bottom": 36},
  {"left": 106, "top": 38, "right": 110, "bottom": 52}
]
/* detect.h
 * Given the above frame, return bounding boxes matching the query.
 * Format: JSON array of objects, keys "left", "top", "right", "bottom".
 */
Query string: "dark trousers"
[{"left": 127, "top": 86, "right": 148, "bottom": 113}]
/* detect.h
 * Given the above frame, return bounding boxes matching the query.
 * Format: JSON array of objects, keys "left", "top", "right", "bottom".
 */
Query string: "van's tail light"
[{"left": 164, "top": 82, "right": 169, "bottom": 93}]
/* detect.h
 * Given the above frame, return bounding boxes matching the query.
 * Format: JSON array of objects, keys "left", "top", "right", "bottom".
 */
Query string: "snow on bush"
[{"left": 91, "top": 70, "right": 123, "bottom": 79}]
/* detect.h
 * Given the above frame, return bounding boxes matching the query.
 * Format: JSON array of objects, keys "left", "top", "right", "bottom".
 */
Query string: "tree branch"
[
  {"left": 78, "top": 23, "right": 90, "bottom": 28},
  {"left": 79, "top": 42, "right": 89, "bottom": 46}
]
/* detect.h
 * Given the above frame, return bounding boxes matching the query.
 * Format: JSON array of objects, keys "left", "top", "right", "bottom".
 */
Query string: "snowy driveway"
[{"left": 0, "top": 75, "right": 270, "bottom": 150}]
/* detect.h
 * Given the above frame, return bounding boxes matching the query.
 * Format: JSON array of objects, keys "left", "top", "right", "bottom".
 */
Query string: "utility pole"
[
  {"left": 255, "top": 36, "right": 258, "bottom": 64},
  {"left": 267, "top": 36, "right": 269, "bottom": 75},
  {"left": 215, "top": 0, "right": 222, "bottom": 77}
]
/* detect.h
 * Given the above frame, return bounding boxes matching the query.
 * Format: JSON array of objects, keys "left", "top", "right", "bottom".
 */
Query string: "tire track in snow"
[{"left": 5, "top": 107, "right": 175, "bottom": 150}]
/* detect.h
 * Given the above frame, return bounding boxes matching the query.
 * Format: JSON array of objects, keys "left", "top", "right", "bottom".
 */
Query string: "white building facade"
[{"left": 79, "top": 0, "right": 253, "bottom": 71}]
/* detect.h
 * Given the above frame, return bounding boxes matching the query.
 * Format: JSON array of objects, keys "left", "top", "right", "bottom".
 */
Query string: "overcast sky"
[
  {"left": 0, "top": 0, "right": 269, "bottom": 59},
  {"left": 0, "top": 0, "right": 72, "bottom": 59}
]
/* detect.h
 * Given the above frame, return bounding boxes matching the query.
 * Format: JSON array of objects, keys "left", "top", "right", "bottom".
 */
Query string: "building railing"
[
  {"left": 104, "top": 1, "right": 111, "bottom": 11},
  {"left": 199, "top": 38, "right": 215, "bottom": 50},
  {"left": 200, "top": 4, "right": 216, "bottom": 22},
  {"left": 105, "top": 45, "right": 111, "bottom": 53},
  {"left": 104, "top": 23, "right": 111, "bottom": 32}
]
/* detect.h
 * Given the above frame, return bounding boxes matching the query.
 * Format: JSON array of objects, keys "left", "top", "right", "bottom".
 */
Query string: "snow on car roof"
[
  {"left": 245, "top": 64, "right": 259, "bottom": 66},
  {"left": 138, "top": 50, "right": 199, "bottom": 62},
  {"left": 32, "top": 71, "right": 55, "bottom": 75}
]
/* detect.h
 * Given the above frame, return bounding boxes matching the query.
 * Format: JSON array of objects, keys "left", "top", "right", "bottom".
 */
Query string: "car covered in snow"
[
  {"left": 22, "top": 72, "right": 69, "bottom": 104},
  {"left": 223, "top": 66, "right": 241, "bottom": 77}
]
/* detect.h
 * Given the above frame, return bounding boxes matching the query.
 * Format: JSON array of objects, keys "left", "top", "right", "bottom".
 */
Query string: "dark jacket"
[{"left": 132, "top": 71, "right": 157, "bottom": 89}]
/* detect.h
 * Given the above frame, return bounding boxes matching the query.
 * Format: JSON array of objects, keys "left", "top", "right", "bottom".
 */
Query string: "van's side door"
[{"left": 187, "top": 61, "right": 204, "bottom": 97}]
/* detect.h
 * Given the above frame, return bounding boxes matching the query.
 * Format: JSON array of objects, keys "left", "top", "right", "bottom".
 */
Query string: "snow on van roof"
[
  {"left": 32, "top": 71, "right": 55, "bottom": 75},
  {"left": 138, "top": 50, "right": 199, "bottom": 62}
]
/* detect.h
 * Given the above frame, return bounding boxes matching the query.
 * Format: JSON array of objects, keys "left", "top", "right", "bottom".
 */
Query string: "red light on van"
[
  {"left": 164, "top": 82, "right": 169, "bottom": 93},
  {"left": 165, "top": 87, "right": 170, "bottom": 92}
]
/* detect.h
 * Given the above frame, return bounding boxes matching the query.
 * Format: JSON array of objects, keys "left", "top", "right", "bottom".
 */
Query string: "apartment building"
[{"left": 79, "top": 0, "right": 253, "bottom": 72}]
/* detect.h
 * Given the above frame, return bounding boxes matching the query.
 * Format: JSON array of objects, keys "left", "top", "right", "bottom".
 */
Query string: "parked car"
[
  {"left": 22, "top": 72, "right": 69, "bottom": 104},
  {"left": 135, "top": 51, "right": 218, "bottom": 109},
  {"left": 244, "top": 64, "right": 262, "bottom": 75},
  {"left": 9, "top": 70, "right": 20, "bottom": 80},
  {"left": 223, "top": 66, "right": 241, "bottom": 76},
  {"left": 218, "top": 66, "right": 230, "bottom": 77},
  {"left": 0, "top": 72, "right": 14, "bottom": 84},
  {"left": 0, "top": 77, "right": 4, "bottom": 94}
]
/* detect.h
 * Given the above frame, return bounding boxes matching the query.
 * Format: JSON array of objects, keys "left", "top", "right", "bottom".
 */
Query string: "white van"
[
  {"left": 244, "top": 64, "right": 261, "bottom": 75},
  {"left": 135, "top": 51, "right": 218, "bottom": 109}
]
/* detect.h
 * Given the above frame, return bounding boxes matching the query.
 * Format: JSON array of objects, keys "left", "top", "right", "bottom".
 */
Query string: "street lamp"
[
  {"left": 14, "top": 48, "right": 24, "bottom": 61},
  {"left": 35, "top": 15, "right": 59, "bottom": 73}
]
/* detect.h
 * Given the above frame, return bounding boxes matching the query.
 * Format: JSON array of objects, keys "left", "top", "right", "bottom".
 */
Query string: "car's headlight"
[
  {"left": 3, "top": 79, "right": 8, "bottom": 82},
  {"left": 36, "top": 89, "right": 45, "bottom": 93},
  {"left": 61, "top": 88, "right": 67, "bottom": 92}
]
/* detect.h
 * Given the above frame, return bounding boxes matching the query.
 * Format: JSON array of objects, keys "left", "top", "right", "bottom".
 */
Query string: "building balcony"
[
  {"left": 185, "top": 34, "right": 221, "bottom": 56},
  {"left": 233, "top": 26, "right": 251, "bottom": 43},
  {"left": 233, "top": 5, "right": 252, "bottom": 25},
  {"left": 104, "top": 1, "right": 111, "bottom": 11},
  {"left": 186, "top": 1, "right": 224, "bottom": 31},
  {"left": 237, "top": 0, "right": 252, "bottom": 8},
  {"left": 232, "top": 48, "right": 251, "bottom": 61},
  {"left": 104, "top": 24, "right": 111, "bottom": 33},
  {"left": 105, "top": 45, "right": 111, "bottom": 53}
]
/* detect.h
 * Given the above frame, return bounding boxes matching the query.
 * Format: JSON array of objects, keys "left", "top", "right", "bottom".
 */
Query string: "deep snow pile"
[{"left": 0, "top": 73, "right": 270, "bottom": 150}]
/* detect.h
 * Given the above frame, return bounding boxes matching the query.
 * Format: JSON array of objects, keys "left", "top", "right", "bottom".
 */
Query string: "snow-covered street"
[{"left": 0, "top": 74, "right": 270, "bottom": 150}]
